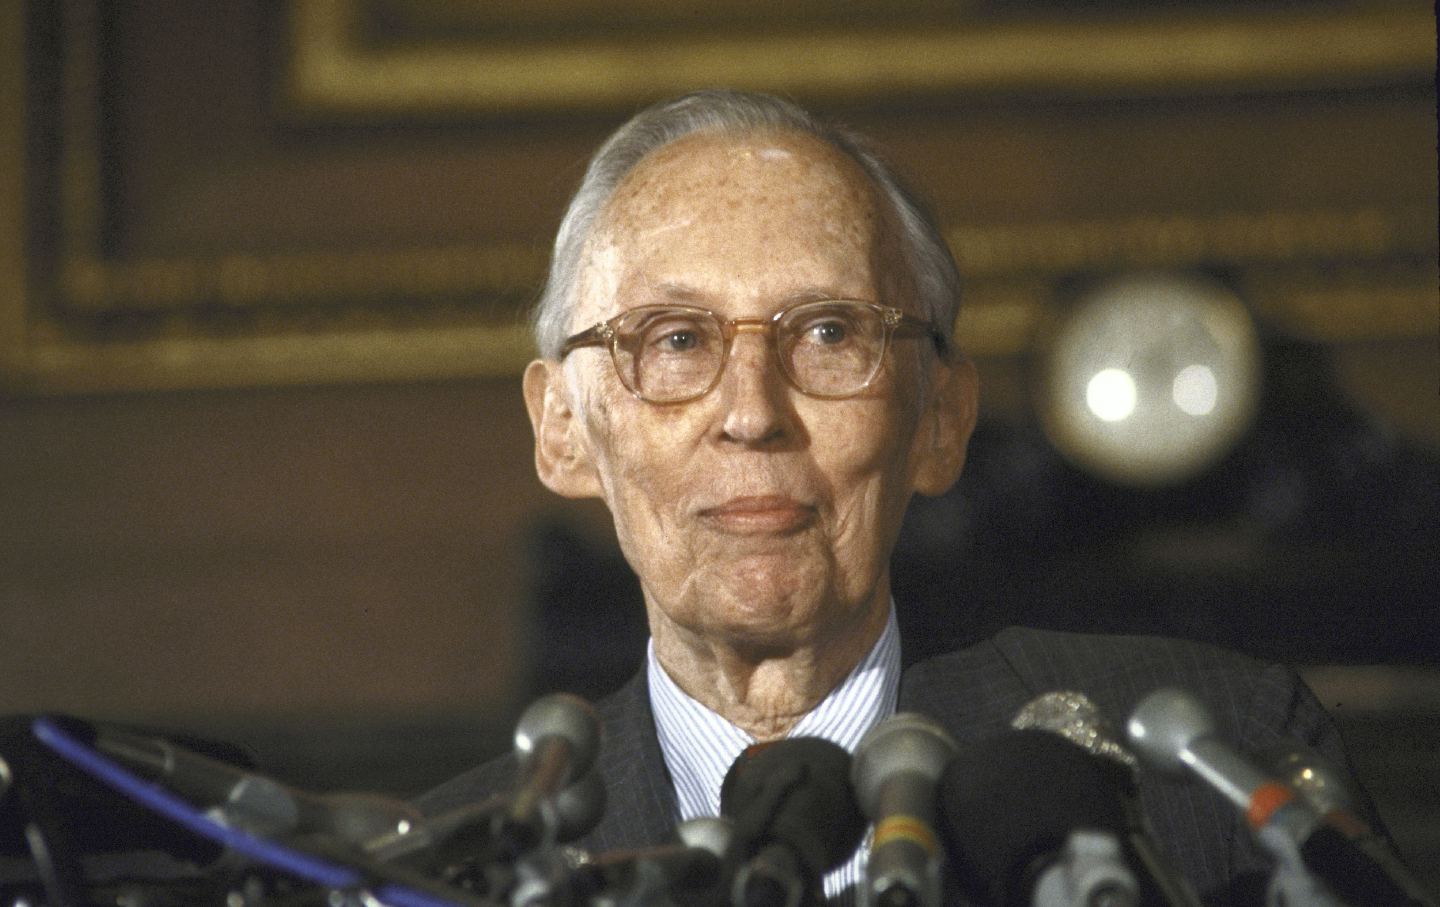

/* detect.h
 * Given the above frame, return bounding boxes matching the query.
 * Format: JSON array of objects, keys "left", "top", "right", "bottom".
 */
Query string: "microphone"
[
  {"left": 362, "top": 695, "right": 600, "bottom": 905},
  {"left": 550, "top": 767, "right": 607, "bottom": 844},
  {"left": 566, "top": 817, "right": 736, "bottom": 906},
  {"left": 720, "top": 737, "right": 867, "bottom": 907},
  {"left": 937, "top": 729, "right": 1140, "bottom": 907},
  {"left": 851, "top": 713, "right": 957, "bottom": 907},
  {"left": 366, "top": 771, "right": 605, "bottom": 867},
  {"left": 1263, "top": 739, "right": 1394, "bottom": 863},
  {"left": 1126, "top": 687, "right": 1433, "bottom": 907},
  {"left": 1011, "top": 691, "right": 1137, "bottom": 771},
  {"left": 493, "top": 692, "right": 601, "bottom": 859},
  {"left": 366, "top": 692, "right": 603, "bottom": 899},
  {"left": 1013, "top": 692, "right": 1203, "bottom": 907},
  {"left": 1269, "top": 743, "right": 1437, "bottom": 907},
  {"left": 94, "top": 726, "right": 421, "bottom": 845},
  {"left": 1263, "top": 743, "right": 1365, "bottom": 830}
]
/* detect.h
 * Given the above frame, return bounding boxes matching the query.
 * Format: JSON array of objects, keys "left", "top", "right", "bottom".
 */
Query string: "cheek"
[
  {"left": 827, "top": 391, "right": 921, "bottom": 475},
  {"left": 820, "top": 399, "right": 924, "bottom": 525},
  {"left": 584, "top": 392, "right": 702, "bottom": 517}
]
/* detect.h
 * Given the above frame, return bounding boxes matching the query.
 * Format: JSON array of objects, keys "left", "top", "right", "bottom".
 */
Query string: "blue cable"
[{"left": 30, "top": 715, "right": 471, "bottom": 907}]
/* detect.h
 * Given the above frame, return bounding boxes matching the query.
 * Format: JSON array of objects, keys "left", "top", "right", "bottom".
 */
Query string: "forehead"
[
  {"left": 607, "top": 129, "right": 879, "bottom": 228},
  {"left": 576, "top": 130, "right": 894, "bottom": 322}
]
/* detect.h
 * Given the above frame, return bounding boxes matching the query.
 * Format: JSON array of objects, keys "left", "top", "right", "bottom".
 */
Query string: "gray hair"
[{"left": 531, "top": 89, "right": 962, "bottom": 359}]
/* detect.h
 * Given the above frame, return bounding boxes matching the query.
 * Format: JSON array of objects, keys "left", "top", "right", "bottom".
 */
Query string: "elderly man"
[{"left": 420, "top": 91, "right": 1372, "bottom": 905}]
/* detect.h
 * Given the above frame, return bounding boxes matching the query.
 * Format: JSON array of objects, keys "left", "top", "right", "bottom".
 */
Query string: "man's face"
[{"left": 529, "top": 131, "right": 973, "bottom": 656}]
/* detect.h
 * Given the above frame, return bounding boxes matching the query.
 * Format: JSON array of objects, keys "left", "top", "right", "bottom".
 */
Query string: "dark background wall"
[{"left": 1, "top": 0, "right": 1436, "bottom": 887}]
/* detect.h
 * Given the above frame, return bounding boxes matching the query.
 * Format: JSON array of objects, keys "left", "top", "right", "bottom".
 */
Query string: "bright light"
[
  {"left": 1172, "top": 364, "right": 1218, "bottom": 416},
  {"left": 1086, "top": 368, "right": 1137, "bottom": 422},
  {"left": 1037, "top": 272, "right": 1260, "bottom": 485}
]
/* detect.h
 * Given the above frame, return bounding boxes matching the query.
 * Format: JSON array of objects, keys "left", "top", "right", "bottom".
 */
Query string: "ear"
[
  {"left": 911, "top": 355, "right": 980, "bottom": 497},
  {"left": 523, "top": 359, "right": 603, "bottom": 499}
]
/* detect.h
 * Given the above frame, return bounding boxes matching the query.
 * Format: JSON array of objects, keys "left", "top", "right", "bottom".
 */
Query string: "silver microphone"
[
  {"left": 1126, "top": 687, "right": 1433, "bottom": 907},
  {"left": 853, "top": 713, "right": 957, "bottom": 907},
  {"left": 502, "top": 692, "right": 602, "bottom": 854}
]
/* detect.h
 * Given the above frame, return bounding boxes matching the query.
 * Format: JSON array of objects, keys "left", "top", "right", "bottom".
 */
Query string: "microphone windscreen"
[
  {"left": 1011, "top": 690, "right": 1139, "bottom": 772},
  {"left": 719, "top": 737, "right": 865, "bottom": 877},
  {"left": 938, "top": 729, "right": 1129, "bottom": 907}
]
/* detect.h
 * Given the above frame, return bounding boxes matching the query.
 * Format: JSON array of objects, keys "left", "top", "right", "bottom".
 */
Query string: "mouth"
[{"left": 698, "top": 495, "right": 816, "bottom": 535}]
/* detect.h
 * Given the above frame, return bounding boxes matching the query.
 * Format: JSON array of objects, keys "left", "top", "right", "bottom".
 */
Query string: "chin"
[{"left": 703, "top": 588, "right": 828, "bottom": 647}]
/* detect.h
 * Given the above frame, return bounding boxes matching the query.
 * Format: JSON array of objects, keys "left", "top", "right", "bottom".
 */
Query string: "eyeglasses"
[{"left": 558, "top": 299, "right": 947, "bottom": 404}]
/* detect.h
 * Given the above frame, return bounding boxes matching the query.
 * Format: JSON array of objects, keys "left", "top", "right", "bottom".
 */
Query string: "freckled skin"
[{"left": 523, "top": 131, "right": 977, "bottom": 739}]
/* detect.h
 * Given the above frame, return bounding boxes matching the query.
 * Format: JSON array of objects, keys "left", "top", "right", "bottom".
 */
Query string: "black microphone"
[
  {"left": 1013, "top": 692, "right": 1204, "bottom": 907},
  {"left": 1127, "top": 687, "right": 1434, "bottom": 907},
  {"left": 938, "top": 729, "right": 1140, "bottom": 907},
  {"left": 94, "top": 726, "right": 421, "bottom": 845},
  {"left": 851, "top": 713, "right": 956, "bottom": 907},
  {"left": 720, "top": 737, "right": 867, "bottom": 907}
]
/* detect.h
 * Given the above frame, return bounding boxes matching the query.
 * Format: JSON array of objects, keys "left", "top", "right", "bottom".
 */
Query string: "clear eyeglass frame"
[{"left": 557, "top": 299, "right": 948, "bottom": 404}]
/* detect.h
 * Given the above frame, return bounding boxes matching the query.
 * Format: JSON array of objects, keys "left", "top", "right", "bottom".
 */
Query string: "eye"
[
  {"left": 791, "top": 308, "right": 862, "bottom": 347},
  {"left": 656, "top": 328, "right": 699, "bottom": 352},
  {"left": 632, "top": 312, "right": 712, "bottom": 355},
  {"left": 805, "top": 319, "right": 850, "bottom": 345}
]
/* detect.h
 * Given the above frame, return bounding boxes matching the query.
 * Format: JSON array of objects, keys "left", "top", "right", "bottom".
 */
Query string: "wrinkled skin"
[{"left": 524, "top": 131, "right": 978, "bottom": 738}]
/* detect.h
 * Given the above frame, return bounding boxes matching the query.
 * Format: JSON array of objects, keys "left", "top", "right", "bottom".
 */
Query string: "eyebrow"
[{"left": 651, "top": 282, "right": 706, "bottom": 303}]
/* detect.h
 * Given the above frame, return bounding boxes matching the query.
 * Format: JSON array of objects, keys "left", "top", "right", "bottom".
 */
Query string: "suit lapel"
[
  {"left": 581, "top": 668, "right": 682, "bottom": 853},
  {"left": 897, "top": 635, "right": 1035, "bottom": 748}
]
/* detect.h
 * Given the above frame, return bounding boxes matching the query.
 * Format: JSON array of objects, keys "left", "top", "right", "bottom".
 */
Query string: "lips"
[{"left": 698, "top": 495, "right": 815, "bottom": 534}]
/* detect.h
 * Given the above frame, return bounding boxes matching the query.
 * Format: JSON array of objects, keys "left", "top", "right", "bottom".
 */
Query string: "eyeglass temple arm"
[
  {"left": 558, "top": 323, "right": 612, "bottom": 359},
  {"left": 889, "top": 312, "right": 951, "bottom": 359}
]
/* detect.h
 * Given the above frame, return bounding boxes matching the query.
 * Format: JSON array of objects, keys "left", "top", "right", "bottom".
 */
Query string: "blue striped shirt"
[{"left": 647, "top": 607, "right": 902, "bottom": 903}]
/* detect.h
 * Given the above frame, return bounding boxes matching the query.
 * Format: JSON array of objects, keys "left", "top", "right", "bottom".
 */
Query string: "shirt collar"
[{"left": 647, "top": 605, "right": 902, "bottom": 822}]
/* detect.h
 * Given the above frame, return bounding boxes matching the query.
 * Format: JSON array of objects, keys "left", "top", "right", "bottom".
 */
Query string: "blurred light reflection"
[
  {"left": 1173, "top": 364, "right": 1218, "bottom": 417},
  {"left": 1087, "top": 368, "right": 1138, "bottom": 422},
  {"left": 1037, "top": 272, "right": 1261, "bottom": 486}
]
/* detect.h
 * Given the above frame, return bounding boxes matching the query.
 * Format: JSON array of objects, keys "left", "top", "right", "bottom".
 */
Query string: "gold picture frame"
[
  {"left": 285, "top": 0, "right": 1433, "bottom": 116},
  {"left": 0, "top": 0, "right": 1433, "bottom": 395}
]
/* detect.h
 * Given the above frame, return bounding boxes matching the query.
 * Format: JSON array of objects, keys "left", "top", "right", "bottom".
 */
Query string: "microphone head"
[
  {"left": 1125, "top": 687, "right": 1215, "bottom": 776},
  {"left": 1259, "top": 743, "right": 1358, "bottom": 818},
  {"left": 1011, "top": 691, "right": 1138, "bottom": 771},
  {"left": 553, "top": 770, "right": 607, "bottom": 843},
  {"left": 720, "top": 737, "right": 866, "bottom": 878},
  {"left": 514, "top": 692, "right": 601, "bottom": 781},
  {"left": 852, "top": 712, "right": 957, "bottom": 817},
  {"left": 938, "top": 730, "right": 1130, "bottom": 907},
  {"left": 677, "top": 816, "right": 737, "bottom": 860}
]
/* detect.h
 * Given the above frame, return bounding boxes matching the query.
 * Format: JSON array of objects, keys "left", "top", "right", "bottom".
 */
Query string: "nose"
[{"left": 716, "top": 327, "right": 793, "bottom": 446}]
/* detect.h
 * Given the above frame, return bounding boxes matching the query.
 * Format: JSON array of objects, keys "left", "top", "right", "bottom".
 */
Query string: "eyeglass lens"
[{"left": 610, "top": 302, "right": 890, "bottom": 402}]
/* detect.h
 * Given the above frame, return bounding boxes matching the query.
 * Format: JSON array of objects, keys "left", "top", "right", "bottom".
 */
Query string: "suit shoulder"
[
  {"left": 909, "top": 625, "right": 1263, "bottom": 683},
  {"left": 989, "top": 625, "right": 1267, "bottom": 687},
  {"left": 903, "top": 626, "right": 1298, "bottom": 745}
]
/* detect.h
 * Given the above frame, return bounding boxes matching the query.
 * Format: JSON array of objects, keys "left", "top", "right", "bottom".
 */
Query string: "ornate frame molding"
[
  {"left": 285, "top": 0, "right": 1434, "bottom": 115},
  {"left": 0, "top": 0, "right": 1433, "bottom": 395}
]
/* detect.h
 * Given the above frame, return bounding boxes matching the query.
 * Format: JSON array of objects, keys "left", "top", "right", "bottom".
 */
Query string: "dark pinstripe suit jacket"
[{"left": 416, "top": 626, "right": 1362, "bottom": 906}]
